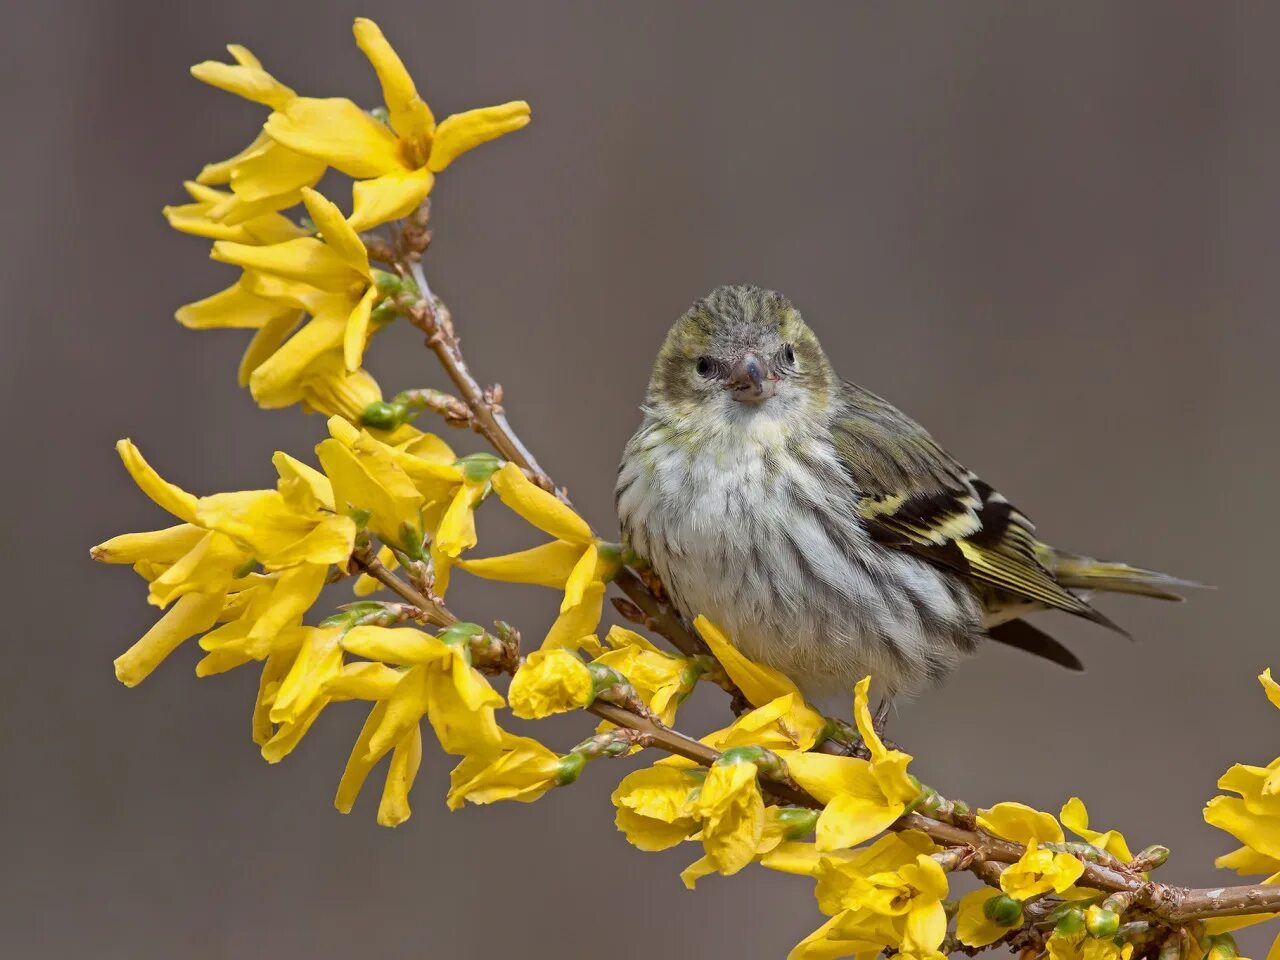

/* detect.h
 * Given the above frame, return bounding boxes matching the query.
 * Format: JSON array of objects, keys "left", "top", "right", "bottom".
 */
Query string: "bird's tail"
[{"left": 1044, "top": 549, "right": 1206, "bottom": 602}]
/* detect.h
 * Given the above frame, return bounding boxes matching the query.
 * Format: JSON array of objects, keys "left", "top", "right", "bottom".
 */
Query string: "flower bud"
[
  {"left": 1207, "top": 934, "right": 1239, "bottom": 960},
  {"left": 1054, "top": 907, "right": 1085, "bottom": 937},
  {"left": 360, "top": 401, "right": 405, "bottom": 430},
  {"left": 774, "top": 806, "right": 819, "bottom": 841},
  {"left": 983, "top": 894, "right": 1023, "bottom": 928},
  {"left": 555, "top": 751, "right": 586, "bottom": 786},
  {"left": 457, "top": 452, "right": 503, "bottom": 483},
  {"left": 1085, "top": 905, "right": 1120, "bottom": 939}
]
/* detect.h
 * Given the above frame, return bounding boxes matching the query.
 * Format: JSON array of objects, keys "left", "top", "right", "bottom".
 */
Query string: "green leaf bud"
[{"left": 983, "top": 894, "right": 1023, "bottom": 928}]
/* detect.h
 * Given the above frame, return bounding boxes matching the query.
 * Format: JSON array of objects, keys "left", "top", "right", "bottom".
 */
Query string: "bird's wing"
[{"left": 831, "top": 382, "right": 1114, "bottom": 627}]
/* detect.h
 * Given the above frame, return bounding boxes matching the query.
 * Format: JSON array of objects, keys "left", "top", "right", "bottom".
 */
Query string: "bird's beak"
[{"left": 726, "top": 352, "right": 776, "bottom": 404}]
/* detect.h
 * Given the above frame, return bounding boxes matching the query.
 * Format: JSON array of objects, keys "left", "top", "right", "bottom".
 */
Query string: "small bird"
[{"left": 616, "top": 285, "right": 1194, "bottom": 716}]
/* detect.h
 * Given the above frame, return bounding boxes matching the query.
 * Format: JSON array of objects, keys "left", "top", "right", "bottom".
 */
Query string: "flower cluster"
[
  {"left": 94, "top": 15, "right": 1280, "bottom": 960},
  {"left": 163, "top": 18, "right": 528, "bottom": 414}
]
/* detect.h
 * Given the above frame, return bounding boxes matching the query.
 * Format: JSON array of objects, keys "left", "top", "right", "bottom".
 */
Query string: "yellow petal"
[
  {"left": 903, "top": 899, "right": 948, "bottom": 955},
  {"left": 238, "top": 312, "right": 303, "bottom": 387},
  {"left": 196, "top": 129, "right": 271, "bottom": 186},
  {"left": 852, "top": 676, "right": 888, "bottom": 758},
  {"left": 978, "top": 801, "right": 1065, "bottom": 845},
  {"left": 433, "top": 481, "right": 485, "bottom": 557},
  {"left": 190, "top": 59, "right": 295, "bottom": 109},
  {"left": 1216, "top": 845, "right": 1280, "bottom": 876},
  {"left": 91, "top": 524, "right": 205, "bottom": 565},
  {"left": 342, "top": 284, "right": 380, "bottom": 371},
  {"left": 542, "top": 581, "right": 605, "bottom": 650},
  {"left": 445, "top": 734, "right": 562, "bottom": 809},
  {"left": 429, "top": 101, "right": 531, "bottom": 172},
  {"left": 261, "top": 695, "right": 329, "bottom": 763},
  {"left": 490, "top": 463, "right": 592, "bottom": 543},
  {"left": 248, "top": 313, "right": 346, "bottom": 402},
  {"left": 116, "top": 439, "right": 199, "bottom": 523},
  {"left": 1262, "top": 668, "right": 1280, "bottom": 711},
  {"left": 270, "top": 626, "right": 343, "bottom": 723},
  {"left": 351, "top": 18, "right": 435, "bottom": 140},
  {"left": 774, "top": 750, "right": 879, "bottom": 805},
  {"left": 113, "top": 592, "right": 224, "bottom": 686},
  {"left": 229, "top": 140, "right": 325, "bottom": 202},
  {"left": 211, "top": 237, "right": 357, "bottom": 292},
  {"left": 377, "top": 724, "right": 423, "bottom": 827},
  {"left": 348, "top": 167, "right": 435, "bottom": 232},
  {"left": 176, "top": 278, "right": 298, "bottom": 330},
  {"left": 1205, "top": 796, "right": 1280, "bottom": 860},
  {"left": 245, "top": 562, "right": 328, "bottom": 647},
  {"left": 335, "top": 701, "right": 389, "bottom": 813},
  {"left": 424, "top": 658, "right": 504, "bottom": 755},
  {"left": 815, "top": 794, "right": 905, "bottom": 852},
  {"left": 680, "top": 855, "right": 718, "bottom": 890},
  {"left": 325, "top": 661, "right": 404, "bottom": 702},
  {"left": 300, "top": 187, "right": 369, "bottom": 274},
  {"left": 561, "top": 544, "right": 598, "bottom": 613},
  {"left": 340, "top": 625, "right": 444, "bottom": 665},
  {"left": 265, "top": 97, "right": 406, "bottom": 179},
  {"left": 456, "top": 539, "right": 586, "bottom": 589},
  {"left": 955, "top": 889, "right": 1012, "bottom": 948},
  {"left": 695, "top": 615, "right": 799, "bottom": 708},
  {"left": 252, "top": 650, "right": 294, "bottom": 745}
]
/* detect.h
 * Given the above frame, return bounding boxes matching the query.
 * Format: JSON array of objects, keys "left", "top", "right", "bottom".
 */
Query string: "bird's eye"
[
  {"left": 695, "top": 356, "right": 714, "bottom": 377},
  {"left": 782, "top": 343, "right": 796, "bottom": 365}
]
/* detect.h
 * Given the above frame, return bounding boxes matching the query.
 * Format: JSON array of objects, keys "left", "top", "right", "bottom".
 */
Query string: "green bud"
[
  {"left": 1207, "top": 934, "right": 1239, "bottom": 960},
  {"left": 1054, "top": 907, "right": 1086, "bottom": 937},
  {"left": 555, "top": 751, "right": 586, "bottom": 786},
  {"left": 398, "top": 522, "right": 426, "bottom": 561},
  {"left": 718, "top": 745, "right": 769, "bottom": 767},
  {"left": 319, "top": 610, "right": 356, "bottom": 628},
  {"left": 1085, "top": 905, "right": 1120, "bottom": 939},
  {"left": 774, "top": 806, "right": 819, "bottom": 841},
  {"left": 586, "top": 661, "right": 625, "bottom": 701},
  {"left": 595, "top": 541, "right": 624, "bottom": 580},
  {"left": 349, "top": 508, "right": 372, "bottom": 530},
  {"left": 438, "top": 622, "right": 484, "bottom": 647},
  {"left": 982, "top": 894, "right": 1023, "bottom": 928},
  {"left": 360, "top": 400, "right": 406, "bottom": 430},
  {"left": 233, "top": 556, "right": 258, "bottom": 578},
  {"left": 369, "top": 300, "right": 400, "bottom": 328},
  {"left": 1133, "top": 844, "right": 1171, "bottom": 870},
  {"left": 371, "top": 269, "right": 402, "bottom": 296},
  {"left": 456, "top": 452, "right": 503, "bottom": 483}
]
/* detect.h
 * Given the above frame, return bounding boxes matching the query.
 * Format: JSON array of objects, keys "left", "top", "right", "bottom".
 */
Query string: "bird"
[{"left": 615, "top": 284, "right": 1196, "bottom": 719}]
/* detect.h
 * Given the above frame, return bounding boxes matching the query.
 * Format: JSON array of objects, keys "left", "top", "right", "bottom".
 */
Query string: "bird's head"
[{"left": 645, "top": 285, "right": 834, "bottom": 432}]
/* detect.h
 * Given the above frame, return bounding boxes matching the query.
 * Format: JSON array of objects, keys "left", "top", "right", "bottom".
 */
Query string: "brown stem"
[{"left": 350, "top": 552, "right": 455, "bottom": 628}]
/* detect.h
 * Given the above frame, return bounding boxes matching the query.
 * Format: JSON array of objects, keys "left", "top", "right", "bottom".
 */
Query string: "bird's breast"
[{"left": 617, "top": 422, "right": 981, "bottom": 697}]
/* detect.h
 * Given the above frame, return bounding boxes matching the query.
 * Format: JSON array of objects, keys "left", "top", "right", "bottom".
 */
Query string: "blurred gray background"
[{"left": 5, "top": 1, "right": 1278, "bottom": 957}]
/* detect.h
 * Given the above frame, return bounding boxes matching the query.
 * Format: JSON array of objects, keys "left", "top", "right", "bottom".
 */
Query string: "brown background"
[{"left": 5, "top": 2, "right": 1279, "bottom": 957}]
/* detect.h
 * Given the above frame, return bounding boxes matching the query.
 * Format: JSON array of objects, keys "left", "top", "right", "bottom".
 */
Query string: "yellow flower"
[
  {"left": 851, "top": 854, "right": 950, "bottom": 955},
  {"left": 775, "top": 679, "right": 919, "bottom": 852},
  {"left": 1046, "top": 934, "right": 1134, "bottom": 960},
  {"left": 1000, "top": 841, "right": 1085, "bottom": 901},
  {"left": 194, "top": 568, "right": 328, "bottom": 678},
  {"left": 316, "top": 416, "right": 425, "bottom": 556},
  {"left": 1060, "top": 797, "right": 1133, "bottom": 862},
  {"left": 338, "top": 624, "right": 504, "bottom": 757},
  {"left": 955, "top": 889, "right": 1020, "bottom": 948},
  {"left": 680, "top": 805, "right": 819, "bottom": 889},
  {"left": 194, "top": 452, "right": 356, "bottom": 571},
  {"left": 591, "top": 626, "right": 698, "bottom": 725},
  {"left": 692, "top": 752, "right": 767, "bottom": 876},
  {"left": 978, "top": 801, "right": 1065, "bottom": 845},
  {"left": 611, "top": 765, "right": 704, "bottom": 851},
  {"left": 764, "top": 830, "right": 936, "bottom": 912},
  {"left": 447, "top": 733, "right": 566, "bottom": 809},
  {"left": 211, "top": 188, "right": 383, "bottom": 379},
  {"left": 508, "top": 649, "right": 594, "bottom": 719},
  {"left": 264, "top": 18, "right": 530, "bottom": 231},
  {"left": 459, "top": 463, "right": 619, "bottom": 648}
]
